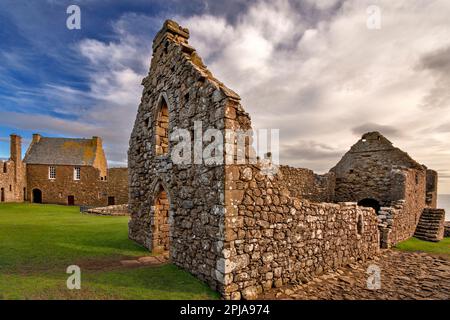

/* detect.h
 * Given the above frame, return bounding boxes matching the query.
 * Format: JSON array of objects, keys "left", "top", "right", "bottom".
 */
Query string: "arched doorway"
[
  {"left": 152, "top": 185, "right": 170, "bottom": 253},
  {"left": 357, "top": 198, "right": 380, "bottom": 213},
  {"left": 32, "top": 189, "right": 42, "bottom": 204}
]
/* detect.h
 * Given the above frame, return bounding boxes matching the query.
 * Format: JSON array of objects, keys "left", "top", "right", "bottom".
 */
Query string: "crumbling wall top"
[{"left": 153, "top": 19, "right": 190, "bottom": 50}]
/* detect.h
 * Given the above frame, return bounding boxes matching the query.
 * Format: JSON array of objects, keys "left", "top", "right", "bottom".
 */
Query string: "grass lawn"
[
  {"left": 395, "top": 237, "right": 450, "bottom": 256},
  {"left": 0, "top": 203, "right": 219, "bottom": 300}
]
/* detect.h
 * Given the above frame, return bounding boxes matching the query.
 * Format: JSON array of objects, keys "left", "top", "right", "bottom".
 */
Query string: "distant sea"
[{"left": 437, "top": 195, "right": 450, "bottom": 221}]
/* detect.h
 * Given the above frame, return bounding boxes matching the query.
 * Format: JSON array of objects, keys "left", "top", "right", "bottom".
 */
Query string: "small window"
[
  {"left": 9, "top": 185, "right": 12, "bottom": 191},
  {"left": 74, "top": 167, "right": 81, "bottom": 181},
  {"left": 49, "top": 166, "right": 56, "bottom": 180},
  {"left": 3, "top": 162, "right": 6, "bottom": 173}
]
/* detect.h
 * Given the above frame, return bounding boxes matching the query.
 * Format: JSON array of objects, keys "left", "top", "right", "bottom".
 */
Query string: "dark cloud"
[
  {"left": 419, "top": 46, "right": 450, "bottom": 72},
  {"left": 351, "top": 123, "right": 401, "bottom": 138},
  {"left": 418, "top": 46, "right": 450, "bottom": 109},
  {"left": 280, "top": 140, "right": 343, "bottom": 162}
]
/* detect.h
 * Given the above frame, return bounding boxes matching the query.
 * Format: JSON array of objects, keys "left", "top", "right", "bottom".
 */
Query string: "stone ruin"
[{"left": 128, "top": 20, "right": 446, "bottom": 300}]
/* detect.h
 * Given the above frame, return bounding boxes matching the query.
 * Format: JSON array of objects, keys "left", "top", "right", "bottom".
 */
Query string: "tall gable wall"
[{"left": 128, "top": 20, "right": 234, "bottom": 290}]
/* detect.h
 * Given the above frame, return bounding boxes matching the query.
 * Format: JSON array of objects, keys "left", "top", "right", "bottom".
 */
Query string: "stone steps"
[{"left": 414, "top": 208, "right": 445, "bottom": 242}]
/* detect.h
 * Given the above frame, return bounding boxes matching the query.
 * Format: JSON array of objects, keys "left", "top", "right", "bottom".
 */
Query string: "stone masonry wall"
[
  {"left": 26, "top": 164, "right": 108, "bottom": 206},
  {"left": 0, "top": 161, "right": 20, "bottom": 202},
  {"left": 426, "top": 169, "right": 438, "bottom": 208},
  {"left": 128, "top": 20, "right": 235, "bottom": 292},
  {"left": 390, "top": 169, "right": 426, "bottom": 244},
  {"left": 222, "top": 164, "right": 380, "bottom": 300},
  {"left": 279, "top": 166, "right": 335, "bottom": 202},
  {"left": 107, "top": 167, "right": 129, "bottom": 205},
  {"left": 331, "top": 132, "right": 425, "bottom": 206},
  {"left": 0, "top": 135, "right": 26, "bottom": 203},
  {"left": 220, "top": 64, "right": 380, "bottom": 299}
]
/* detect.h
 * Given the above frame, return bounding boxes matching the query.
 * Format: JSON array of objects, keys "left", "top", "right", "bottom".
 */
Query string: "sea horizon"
[{"left": 437, "top": 194, "right": 450, "bottom": 221}]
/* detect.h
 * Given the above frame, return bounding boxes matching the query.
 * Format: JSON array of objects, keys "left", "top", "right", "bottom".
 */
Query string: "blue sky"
[{"left": 1, "top": 0, "right": 450, "bottom": 192}]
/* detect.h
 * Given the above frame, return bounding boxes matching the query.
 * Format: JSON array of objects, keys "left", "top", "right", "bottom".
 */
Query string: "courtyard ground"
[
  {"left": 261, "top": 241, "right": 450, "bottom": 300},
  {"left": 0, "top": 203, "right": 219, "bottom": 300}
]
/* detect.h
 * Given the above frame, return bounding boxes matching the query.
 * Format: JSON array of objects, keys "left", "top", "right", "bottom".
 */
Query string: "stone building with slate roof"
[{"left": 0, "top": 133, "right": 128, "bottom": 207}]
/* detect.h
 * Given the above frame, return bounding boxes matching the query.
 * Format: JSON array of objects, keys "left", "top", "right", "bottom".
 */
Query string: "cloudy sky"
[{"left": 1, "top": 0, "right": 449, "bottom": 192}]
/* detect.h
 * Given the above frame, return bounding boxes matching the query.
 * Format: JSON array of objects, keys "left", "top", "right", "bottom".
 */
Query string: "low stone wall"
[
  {"left": 85, "top": 204, "right": 129, "bottom": 216},
  {"left": 222, "top": 165, "right": 380, "bottom": 300},
  {"left": 279, "top": 166, "right": 335, "bottom": 202},
  {"left": 445, "top": 222, "right": 450, "bottom": 238}
]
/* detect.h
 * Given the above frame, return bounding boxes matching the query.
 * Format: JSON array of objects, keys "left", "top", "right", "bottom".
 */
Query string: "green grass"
[
  {"left": 0, "top": 203, "right": 219, "bottom": 300},
  {"left": 395, "top": 237, "right": 450, "bottom": 256}
]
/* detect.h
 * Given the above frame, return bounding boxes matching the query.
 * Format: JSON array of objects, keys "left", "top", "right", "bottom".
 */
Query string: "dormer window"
[
  {"left": 74, "top": 167, "right": 81, "bottom": 181},
  {"left": 49, "top": 166, "right": 56, "bottom": 180}
]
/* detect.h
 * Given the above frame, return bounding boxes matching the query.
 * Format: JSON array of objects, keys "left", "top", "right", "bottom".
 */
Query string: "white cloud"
[
  {"left": 4, "top": 0, "right": 450, "bottom": 193},
  {"left": 180, "top": 0, "right": 450, "bottom": 192}
]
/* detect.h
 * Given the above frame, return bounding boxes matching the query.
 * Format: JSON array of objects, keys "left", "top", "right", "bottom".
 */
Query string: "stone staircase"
[{"left": 414, "top": 208, "right": 445, "bottom": 242}]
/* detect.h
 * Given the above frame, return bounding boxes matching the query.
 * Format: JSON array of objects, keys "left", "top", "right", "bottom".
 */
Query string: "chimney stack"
[
  {"left": 10, "top": 134, "right": 22, "bottom": 164},
  {"left": 92, "top": 136, "right": 102, "bottom": 149},
  {"left": 32, "top": 133, "right": 41, "bottom": 144}
]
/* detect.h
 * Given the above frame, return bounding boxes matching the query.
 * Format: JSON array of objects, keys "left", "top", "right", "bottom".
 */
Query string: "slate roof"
[{"left": 23, "top": 137, "right": 98, "bottom": 166}]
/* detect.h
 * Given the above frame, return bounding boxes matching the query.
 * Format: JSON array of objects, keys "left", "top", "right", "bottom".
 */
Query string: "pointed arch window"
[{"left": 155, "top": 98, "right": 169, "bottom": 156}]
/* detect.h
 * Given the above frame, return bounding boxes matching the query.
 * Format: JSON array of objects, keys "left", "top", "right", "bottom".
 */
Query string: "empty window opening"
[
  {"left": 155, "top": 99, "right": 169, "bottom": 156},
  {"left": 1, "top": 188, "right": 4, "bottom": 202},
  {"left": 357, "top": 198, "right": 381, "bottom": 213},
  {"left": 3, "top": 162, "right": 6, "bottom": 173}
]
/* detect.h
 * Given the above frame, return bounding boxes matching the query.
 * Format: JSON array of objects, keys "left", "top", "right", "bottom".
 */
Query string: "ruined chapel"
[{"left": 127, "top": 20, "right": 446, "bottom": 300}]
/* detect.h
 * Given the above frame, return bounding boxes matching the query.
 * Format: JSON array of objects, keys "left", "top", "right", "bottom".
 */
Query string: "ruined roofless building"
[
  {"left": 0, "top": 134, "right": 26, "bottom": 203},
  {"left": 128, "top": 20, "right": 386, "bottom": 300},
  {"left": 331, "top": 131, "right": 445, "bottom": 244}
]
